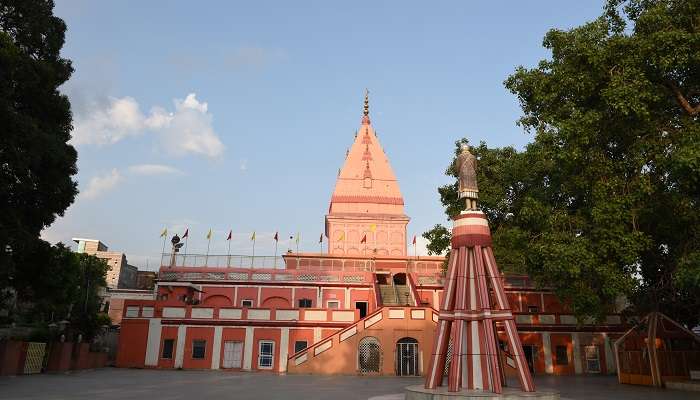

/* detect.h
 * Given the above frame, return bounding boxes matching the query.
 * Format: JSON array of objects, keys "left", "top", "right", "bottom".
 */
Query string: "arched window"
[
  {"left": 396, "top": 337, "right": 419, "bottom": 376},
  {"left": 358, "top": 336, "right": 382, "bottom": 374}
]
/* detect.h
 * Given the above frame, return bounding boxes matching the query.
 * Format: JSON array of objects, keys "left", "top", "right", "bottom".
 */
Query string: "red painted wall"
[
  {"left": 116, "top": 319, "right": 149, "bottom": 368},
  {"left": 252, "top": 328, "right": 281, "bottom": 371},
  {"left": 182, "top": 327, "right": 215, "bottom": 369}
]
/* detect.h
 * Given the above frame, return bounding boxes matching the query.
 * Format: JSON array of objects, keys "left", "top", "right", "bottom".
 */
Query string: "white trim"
[
  {"left": 542, "top": 332, "right": 553, "bottom": 374},
  {"left": 174, "top": 326, "right": 186, "bottom": 368},
  {"left": 279, "top": 328, "right": 289, "bottom": 373},
  {"left": 572, "top": 333, "right": 582, "bottom": 374},
  {"left": 344, "top": 288, "right": 350, "bottom": 308},
  {"left": 211, "top": 326, "right": 223, "bottom": 369},
  {"left": 243, "top": 327, "right": 254, "bottom": 370},
  {"left": 327, "top": 300, "right": 341, "bottom": 309},
  {"left": 313, "top": 327, "right": 322, "bottom": 344},
  {"left": 144, "top": 318, "right": 162, "bottom": 366},
  {"left": 256, "top": 287, "right": 262, "bottom": 307}
]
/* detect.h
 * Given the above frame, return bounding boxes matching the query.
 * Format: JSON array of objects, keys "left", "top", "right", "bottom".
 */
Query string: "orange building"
[{"left": 117, "top": 95, "right": 627, "bottom": 376}]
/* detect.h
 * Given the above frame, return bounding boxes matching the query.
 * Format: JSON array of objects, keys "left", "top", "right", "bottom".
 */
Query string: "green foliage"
[
  {"left": 0, "top": 0, "right": 77, "bottom": 283},
  {"left": 10, "top": 242, "right": 109, "bottom": 339},
  {"left": 425, "top": 0, "right": 700, "bottom": 327}
]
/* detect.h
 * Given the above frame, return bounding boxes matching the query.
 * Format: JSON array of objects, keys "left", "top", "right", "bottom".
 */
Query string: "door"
[
  {"left": 585, "top": 345, "right": 601, "bottom": 373},
  {"left": 396, "top": 337, "right": 419, "bottom": 376},
  {"left": 355, "top": 301, "right": 368, "bottom": 319},
  {"left": 522, "top": 345, "right": 536, "bottom": 374},
  {"left": 222, "top": 341, "right": 242, "bottom": 369}
]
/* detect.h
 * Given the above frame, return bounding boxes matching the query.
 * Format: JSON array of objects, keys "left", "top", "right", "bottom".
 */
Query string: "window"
[
  {"left": 355, "top": 302, "right": 368, "bottom": 318},
  {"left": 161, "top": 339, "right": 174, "bottom": 359},
  {"left": 327, "top": 300, "right": 340, "bottom": 309},
  {"left": 298, "top": 298, "right": 312, "bottom": 308},
  {"left": 142, "top": 306, "right": 154, "bottom": 318},
  {"left": 555, "top": 345, "right": 568, "bottom": 365},
  {"left": 527, "top": 305, "right": 539, "bottom": 313},
  {"left": 258, "top": 340, "right": 275, "bottom": 369},
  {"left": 294, "top": 341, "right": 308, "bottom": 353},
  {"left": 192, "top": 340, "right": 206, "bottom": 359},
  {"left": 125, "top": 306, "right": 139, "bottom": 318},
  {"left": 241, "top": 299, "right": 254, "bottom": 307}
]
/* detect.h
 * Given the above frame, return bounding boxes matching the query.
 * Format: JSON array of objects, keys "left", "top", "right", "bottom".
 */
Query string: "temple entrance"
[
  {"left": 522, "top": 344, "right": 536, "bottom": 374},
  {"left": 396, "top": 337, "right": 419, "bottom": 376},
  {"left": 376, "top": 273, "right": 390, "bottom": 285},
  {"left": 358, "top": 336, "right": 382, "bottom": 374},
  {"left": 393, "top": 273, "right": 407, "bottom": 285}
]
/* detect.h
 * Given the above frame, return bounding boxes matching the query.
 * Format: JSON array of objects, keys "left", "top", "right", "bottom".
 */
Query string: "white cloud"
[
  {"left": 70, "top": 92, "right": 225, "bottom": 159},
  {"left": 128, "top": 164, "right": 182, "bottom": 176},
  {"left": 239, "top": 159, "right": 248, "bottom": 171},
  {"left": 81, "top": 169, "right": 122, "bottom": 200}
]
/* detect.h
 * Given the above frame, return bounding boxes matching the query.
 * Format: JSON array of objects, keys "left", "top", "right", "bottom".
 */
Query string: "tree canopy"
[{"left": 424, "top": 0, "right": 700, "bottom": 327}]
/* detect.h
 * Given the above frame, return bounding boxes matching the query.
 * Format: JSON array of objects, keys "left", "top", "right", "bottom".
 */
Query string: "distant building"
[
  {"left": 136, "top": 271, "right": 157, "bottom": 290},
  {"left": 72, "top": 238, "right": 137, "bottom": 289}
]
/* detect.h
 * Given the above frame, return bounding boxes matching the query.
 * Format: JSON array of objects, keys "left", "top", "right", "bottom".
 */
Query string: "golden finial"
[{"left": 363, "top": 88, "right": 369, "bottom": 117}]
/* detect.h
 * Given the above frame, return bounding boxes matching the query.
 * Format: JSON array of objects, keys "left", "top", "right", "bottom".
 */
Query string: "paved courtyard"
[{"left": 0, "top": 369, "right": 696, "bottom": 400}]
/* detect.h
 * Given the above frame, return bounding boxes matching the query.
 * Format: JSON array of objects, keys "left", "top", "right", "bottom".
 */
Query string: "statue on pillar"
[{"left": 456, "top": 143, "right": 479, "bottom": 210}]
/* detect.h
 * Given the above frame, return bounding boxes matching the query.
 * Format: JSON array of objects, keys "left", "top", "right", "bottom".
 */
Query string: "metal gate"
[
  {"left": 222, "top": 341, "right": 242, "bottom": 369},
  {"left": 585, "top": 345, "right": 601, "bottom": 373},
  {"left": 396, "top": 338, "right": 419, "bottom": 376},
  {"left": 24, "top": 342, "right": 46, "bottom": 374},
  {"left": 358, "top": 336, "right": 382, "bottom": 373}
]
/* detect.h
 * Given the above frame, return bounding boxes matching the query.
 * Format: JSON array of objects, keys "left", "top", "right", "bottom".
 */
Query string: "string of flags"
[{"left": 158, "top": 227, "right": 420, "bottom": 255}]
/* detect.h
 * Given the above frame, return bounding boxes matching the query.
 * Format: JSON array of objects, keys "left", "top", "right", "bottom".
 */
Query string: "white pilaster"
[
  {"left": 243, "top": 326, "right": 255, "bottom": 370},
  {"left": 313, "top": 327, "right": 322, "bottom": 344},
  {"left": 433, "top": 290, "right": 439, "bottom": 308},
  {"left": 279, "top": 327, "right": 290, "bottom": 373},
  {"left": 572, "top": 333, "right": 582, "bottom": 374},
  {"left": 317, "top": 287, "right": 322, "bottom": 307},
  {"left": 603, "top": 333, "right": 615, "bottom": 374},
  {"left": 211, "top": 326, "right": 223, "bottom": 369},
  {"left": 291, "top": 287, "right": 296, "bottom": 307},
  {"left": 257, "top": 286, "right": 262, "bottom": 307},
  {"left": 174, "top": 325, "right": 187, "bottom": 368},
  {"left": 144, "top": 318, "right": 162, "bottom": 366},
  {"left": 542, "top": 332, "right": 553, "bottom": 374},
  {"left": 344, "top": 288, "right": 350, "bottom": 309}
]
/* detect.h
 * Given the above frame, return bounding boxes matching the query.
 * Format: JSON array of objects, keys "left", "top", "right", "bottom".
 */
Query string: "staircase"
[{"left": 378, "top": 284, "right": 412, "bottom": 306}]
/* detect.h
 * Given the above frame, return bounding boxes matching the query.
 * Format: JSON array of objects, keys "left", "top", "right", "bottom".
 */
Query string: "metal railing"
[{"left": 161, "top": 254, "right": 284, "bottom": 269}]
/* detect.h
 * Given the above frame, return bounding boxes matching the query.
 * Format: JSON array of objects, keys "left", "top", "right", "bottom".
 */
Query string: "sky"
[{"left": 43, "top": 1, "right": 606, "bottom": 270}]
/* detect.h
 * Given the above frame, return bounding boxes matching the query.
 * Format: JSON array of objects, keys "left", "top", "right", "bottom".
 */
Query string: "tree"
[
  {"left": 0, "top": 0, "right": 77, "bottom": 280},
  {"left": 425, "top": 0, "right": 700, "bottom": 327}
]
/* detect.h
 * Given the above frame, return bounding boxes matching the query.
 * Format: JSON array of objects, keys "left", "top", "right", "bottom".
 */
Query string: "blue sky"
[{"left": 43, "top": 1, "right": 606, "bottom": 269}]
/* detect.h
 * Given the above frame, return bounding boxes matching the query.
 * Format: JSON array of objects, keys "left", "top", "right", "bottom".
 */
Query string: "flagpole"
[
  {"left": 205, "top": 235, "right": 211, "bottom": 266},
  {"left": 251, "top": 236, "right": 256, "bottom": 268},
  {"left": 296, "top": 233, "right": 300, "bottom": 254},
  {"left": 274, "top": 233, "right": 278, "bottom": 269},
  {"left": 227, "top": 238, "right": 231, "bottom": 267}
]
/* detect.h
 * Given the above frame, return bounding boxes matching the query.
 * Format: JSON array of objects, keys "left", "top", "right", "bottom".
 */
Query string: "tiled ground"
[{"left": 0, "top": 369, "right": 696, "bottom": 400}]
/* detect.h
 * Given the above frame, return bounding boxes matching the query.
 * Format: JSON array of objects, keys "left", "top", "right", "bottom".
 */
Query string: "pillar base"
[{"left": 405, "top": 386, "right": 559, "bottom": 400}]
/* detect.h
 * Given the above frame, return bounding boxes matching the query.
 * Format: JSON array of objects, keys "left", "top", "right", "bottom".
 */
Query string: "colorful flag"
[
  {"left": 250, "top": 231, "right": 256, "bottom": 241},
  {"left": 226, "top": 230, "right": 232, "bottom": 241},
  {"left": 338, "top": 232, "right": 345, "bottom": 241},
  {"left": 160, "top": 227, "right": 168, "bottom": 238},
  {"left": 412, "top": 235, "right": 417, "bottom": 245},
  {"left": 206, "top": 229, "right": 212, "bottom": 240},
  {"left": 369, "top": 223, "right": 377, "bottom": 232},
  {"left": 319, "top": 234, "right": 323, "bottom": 243},
  {"left": 183, "top": 228, "right": 189, "bottom": 238},
  {"left": 360, "top": 234, "right": 367, "bottom": 244},
  {"left": 274, "top": 232, "right": 279, "bottom": 241}
]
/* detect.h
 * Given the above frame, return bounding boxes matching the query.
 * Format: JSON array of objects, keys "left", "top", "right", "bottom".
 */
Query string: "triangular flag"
[
  {"left": 369, "top": 224, "right": 376, "bottom": 232},
  {"left": 319, "top": 234, "right": 323, "bottom": 243},
  {"left": 226, "top": 230, "right": 232, "bottom": 241},
  {"left": 412, "top": 235, "right": 417, "bottom": 245},
  {"left": 338, "top": 232, "right": 345, "bottom": 241},
  {"left": 274, "top": 232, "right": 279, "bottom": 241},
  {"left": 250, "top": 231, "right": 256, "bottom": 241},
  {"left": 183, "top": 228, "right": 189, "bottom": 238},
  {"left": 160, "top": 227, "right": 168, "bottom": 238},
  {"left": 206, "top": 229, "right": 212, "bottom": 240},
  {"left": 360, "top": 234, "right": 367, "bottom": 244}
]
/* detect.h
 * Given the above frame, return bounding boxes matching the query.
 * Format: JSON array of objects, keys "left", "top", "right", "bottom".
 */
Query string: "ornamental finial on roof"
[{"left": 362, "top": 89, "right": 370, "bottom": 125}]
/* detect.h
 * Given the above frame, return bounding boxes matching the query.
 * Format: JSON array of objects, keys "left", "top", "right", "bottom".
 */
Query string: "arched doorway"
[
  {"left": 358, "top": 336, "right": 382, "bottom": 374},
  {"left": 393, "top": 273, "right": 407, "bottom": 285},
  {"left": 396, "top": 337, "right": 419, "bottom": 376}
]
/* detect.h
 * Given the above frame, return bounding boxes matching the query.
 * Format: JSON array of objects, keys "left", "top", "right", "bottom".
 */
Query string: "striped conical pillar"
[{"left": 424, "top": 211, "right": 535, "bottom": 393}]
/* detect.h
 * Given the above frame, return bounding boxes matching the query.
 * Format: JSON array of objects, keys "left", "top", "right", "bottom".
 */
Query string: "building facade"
[
  {"left": 73, "top": 238, "right": 138, "bottom": 289},
  {"left": 117, "top": 98, "right": 627, "bottom": 376}
]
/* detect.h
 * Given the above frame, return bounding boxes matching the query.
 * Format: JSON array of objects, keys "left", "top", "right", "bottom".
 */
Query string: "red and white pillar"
[{"left": 425, "top": 211, "right": 535, "bottom": 393}]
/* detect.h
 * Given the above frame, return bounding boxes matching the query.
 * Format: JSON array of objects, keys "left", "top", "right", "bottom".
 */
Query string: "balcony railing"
[{"left": 161, "top": 253, "right": 284, "bottom": 269}]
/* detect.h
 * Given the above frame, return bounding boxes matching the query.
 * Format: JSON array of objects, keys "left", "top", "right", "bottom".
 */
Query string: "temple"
[{"left": 117, "top": 94, "right": 628, "bottom": 379}]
